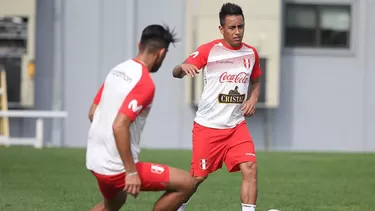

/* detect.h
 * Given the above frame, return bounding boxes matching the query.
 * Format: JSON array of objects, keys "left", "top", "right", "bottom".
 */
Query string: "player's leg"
[
  {"left": 178, "top": 122, "right": 229, "bottom": 211},
  {"left": 152, "top": 166, "right": 196, "bottom": 211},
  {"left": 226, "top": 144, "right": 257, "bottom": 211},
  {"left": 90, "top": 192, "right": 127, "bottom": 211},
  {"left": 90, "top": 171, "right": 127, "bottom": 211},
  {"left": 224, "top": 121, "right": 257, "bottom": 211},
  {"left": 133, "top": 162, "right": 195, "bottom": 211},
  {"left": 239, "top": 161, "right": 257, "bottom": 210}
]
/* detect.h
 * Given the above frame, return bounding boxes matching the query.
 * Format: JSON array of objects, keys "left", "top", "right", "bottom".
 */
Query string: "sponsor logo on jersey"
[
  {"left": 216, "top": 60, "right": 234, "bottom": 64},
  {"left": 218, "top": 86, "right": 246, "bottom": 104},
  {"left": 110, "top": 69, "right": 132, "bottom": 83},
  {"left": 219, "top": 71, "right": 250, "bottom": 84}
]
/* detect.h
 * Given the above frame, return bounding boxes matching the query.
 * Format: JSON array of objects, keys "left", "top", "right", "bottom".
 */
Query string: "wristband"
[{"left": 126, "top": 171, "right": 138, "bottom": 177}]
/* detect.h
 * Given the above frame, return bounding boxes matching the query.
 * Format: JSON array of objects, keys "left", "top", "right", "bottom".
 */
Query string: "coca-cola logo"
[{"left": 219, "top": 72, "right": 250, "bottom": 83}]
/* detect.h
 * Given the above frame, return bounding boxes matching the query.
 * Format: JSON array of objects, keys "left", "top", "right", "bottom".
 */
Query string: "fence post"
[{"left": 35, "top": 118, "right": 44, "bottom": 149}]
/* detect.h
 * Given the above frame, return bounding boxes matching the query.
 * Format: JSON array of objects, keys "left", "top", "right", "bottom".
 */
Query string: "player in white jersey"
[
  {"left": 86, "top": 24, "right": 195, "bottom": 211},
  {"left": 172, "top": 3, "right": 261, "bottom": 211}
]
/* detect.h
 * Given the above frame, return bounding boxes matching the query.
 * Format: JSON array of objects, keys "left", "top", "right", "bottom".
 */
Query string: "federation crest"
[
  {"left": 243, "top": 58, "right": 251, "bottom": 70},
  {"left": 199, "top": 159, "right": 209, "bottom": 170},
  {"left": 151, "top": 164, "right": 165, "bottom": 174}
]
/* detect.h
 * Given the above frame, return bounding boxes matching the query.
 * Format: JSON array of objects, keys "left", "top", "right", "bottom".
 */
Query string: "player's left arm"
[
  {"left": 113, "top": 80, "right": 154, "bottom": 197},
  {"left": 242, "top": 49, "right": 262, "bottom": 117},
  {"left": 88, "top": 83, "right": 104, "bottom": 122},
  {"left": 248, "top": 76, "right": 261, "bottom": 102}
]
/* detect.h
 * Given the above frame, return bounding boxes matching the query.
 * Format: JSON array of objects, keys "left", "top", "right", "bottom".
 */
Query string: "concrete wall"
[
  {"left": 279, "top": 0, "right": 375, "bottom": 151},
  {"left": 364, "top": 0, "right": 375, "bottom": 151},
  {"left": 28, "top": 0, "right": 375, "bottom": 152},
  {"left": 34, "top": 0, "right": 197, "bottom": 148}
]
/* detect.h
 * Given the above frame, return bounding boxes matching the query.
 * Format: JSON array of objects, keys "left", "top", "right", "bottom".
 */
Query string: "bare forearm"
[
  {"left": 249, "top": 82, "right": 260, "bottom": 101},
  {"left": 172, "top": 65, "right": 185, "bottom": 78},
  {"left": 113, "top": 127, "right": 137, "bottom": 172},
  {"left": 88, "top": 104, "right": 98, "bottom": 122}
]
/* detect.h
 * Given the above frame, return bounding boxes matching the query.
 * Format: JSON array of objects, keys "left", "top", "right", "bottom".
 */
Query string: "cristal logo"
[{"left": 219, "top": 72, "right": 250, "bottom": 83}]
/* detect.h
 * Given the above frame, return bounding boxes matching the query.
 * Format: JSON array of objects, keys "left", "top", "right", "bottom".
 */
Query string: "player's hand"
[
  {"left": 124, "top": 172, "right": 141, "bottom": 198},
  {"left": 180, "top": 64, "right": 200, "bottom": 77},
  {"left": 241, "top": 98, "right": 257, "bottom": 117}
]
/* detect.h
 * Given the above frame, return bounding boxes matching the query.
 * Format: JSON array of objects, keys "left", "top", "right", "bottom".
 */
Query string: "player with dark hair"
[
  {"left": 86, "top": 24, "right": 195, "bottom": 211},
  {"left": 173, "top": 3, "right": 261, "bottom": 211}
]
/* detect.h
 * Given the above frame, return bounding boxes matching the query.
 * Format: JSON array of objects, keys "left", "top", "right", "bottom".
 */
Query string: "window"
[
  {"left": 0, "top": 16, "right": 28, "bottom": 107},
  {"left": 284, "top": 4, "right": 351, "bottom": 48}
]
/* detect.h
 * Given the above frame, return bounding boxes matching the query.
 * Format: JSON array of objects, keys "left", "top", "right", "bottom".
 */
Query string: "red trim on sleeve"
[
  {"left": 93, "top": 83, "right": 104, "bottom": 105},
  {"left": 185, "top": 40, "right": 218, "bottom": 70},
  {"left": 243, "top": 44, "right": 262, "bottom": 80},
  {"left": 118, "top": 67, "right": 155, "bottom": 121}
]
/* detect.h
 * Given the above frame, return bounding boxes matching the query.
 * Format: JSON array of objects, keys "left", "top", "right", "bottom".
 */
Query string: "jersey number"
[{"left": 128, "top": 100, "right": 143, "bottom": 113}]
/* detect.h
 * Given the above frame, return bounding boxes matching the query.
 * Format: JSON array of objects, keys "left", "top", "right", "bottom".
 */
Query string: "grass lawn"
[{"left": 0, "top": 147, "right": 374, "bottom": 211}]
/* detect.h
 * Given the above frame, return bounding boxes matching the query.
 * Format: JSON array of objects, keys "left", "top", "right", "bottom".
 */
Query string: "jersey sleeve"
[
  {"left": 250, "top": 48, "right": 262, "bottom": 80},
  {"left": 184, "top": 43, "right": 213, "bottom": 70},
  {"left": 93, "top": 83, "right": 104, "bottom": 105},
  {"left": 118, "top": 77, "right": 155, "bottom": 121}
]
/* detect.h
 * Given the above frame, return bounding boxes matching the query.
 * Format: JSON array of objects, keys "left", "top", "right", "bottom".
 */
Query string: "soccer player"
[
  {"left": 172, "top": 3, "right": 261, "bottom": 211},
  {"left": 86, "top": 24, "right": 195, "bottom": 211}
]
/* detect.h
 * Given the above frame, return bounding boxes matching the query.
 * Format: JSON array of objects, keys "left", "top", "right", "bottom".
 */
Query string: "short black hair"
[
  {"left": 219, "top": 3, "right": 244, "bottom": 26},
  {"left": 139, "top": 24, "right": 178, "bottom": 53}
]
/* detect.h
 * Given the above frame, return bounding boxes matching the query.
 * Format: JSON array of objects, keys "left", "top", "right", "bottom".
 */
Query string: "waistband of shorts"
[{"left": 193, "top": 119, "right": 246, "bottom": 129}]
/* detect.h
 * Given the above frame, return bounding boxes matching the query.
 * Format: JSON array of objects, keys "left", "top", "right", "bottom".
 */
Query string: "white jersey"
[
  {"left": 86, "top": 59, "right": 155, "bottom": 175},
  {"left": 185, "top": 39, "right": 262, "bottom": 129}
]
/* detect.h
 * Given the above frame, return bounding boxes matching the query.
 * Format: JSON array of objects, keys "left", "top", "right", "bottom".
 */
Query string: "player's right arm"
[
  {"left": 172, "top": 63, "right": 199, "bottom": 78},
  {"left": 172, "top": 43, "right": 210, "bottom": 78},
  {"left": 112, "top": 79, "right": 154, "bottom": 197}
]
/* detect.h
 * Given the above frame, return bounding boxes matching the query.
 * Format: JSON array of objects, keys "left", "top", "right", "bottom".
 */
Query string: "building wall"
[
  {"left": 364, "top": 0, "right": 375, "bottom": 151},
  {"left": 35, "top": 0, "right": 197, "bottom": 148},
  {"left": 34, "top": 0, "right": 55, "bottom": 144},
  {"left": 42, "top": 0, "right": 275, "bottom": 150},
  {"left": 29, "top": 0, "right": 374, "bottom": 151},
  {"left": 279, "top": 0, "right": 375, "bottom": 151}
]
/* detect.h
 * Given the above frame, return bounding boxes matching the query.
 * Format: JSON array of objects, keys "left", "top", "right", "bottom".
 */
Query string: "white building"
[{"left": 1, "top": 0, "right": 374, "bottom": 152}]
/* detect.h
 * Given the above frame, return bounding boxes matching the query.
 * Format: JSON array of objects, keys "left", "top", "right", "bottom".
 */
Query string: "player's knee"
[
  {"left": 240, "top": 162, "right": 257, "bottom": 180},
  {"left": 179, "top": 175, "right": 196, "bottom": 194}
]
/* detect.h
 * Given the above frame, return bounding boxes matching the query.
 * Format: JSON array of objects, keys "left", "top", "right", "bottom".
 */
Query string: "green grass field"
[{"left": 0, "top": 147, "right": 374, "bottom": 211}]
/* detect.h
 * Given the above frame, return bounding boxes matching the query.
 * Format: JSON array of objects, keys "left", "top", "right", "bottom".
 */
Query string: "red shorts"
[
  {"left": 190, "top": 121, "right": 256, "bottom": 177},
  {"left": 91, "top": 162, "right": 170, "bottom": 200}
]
